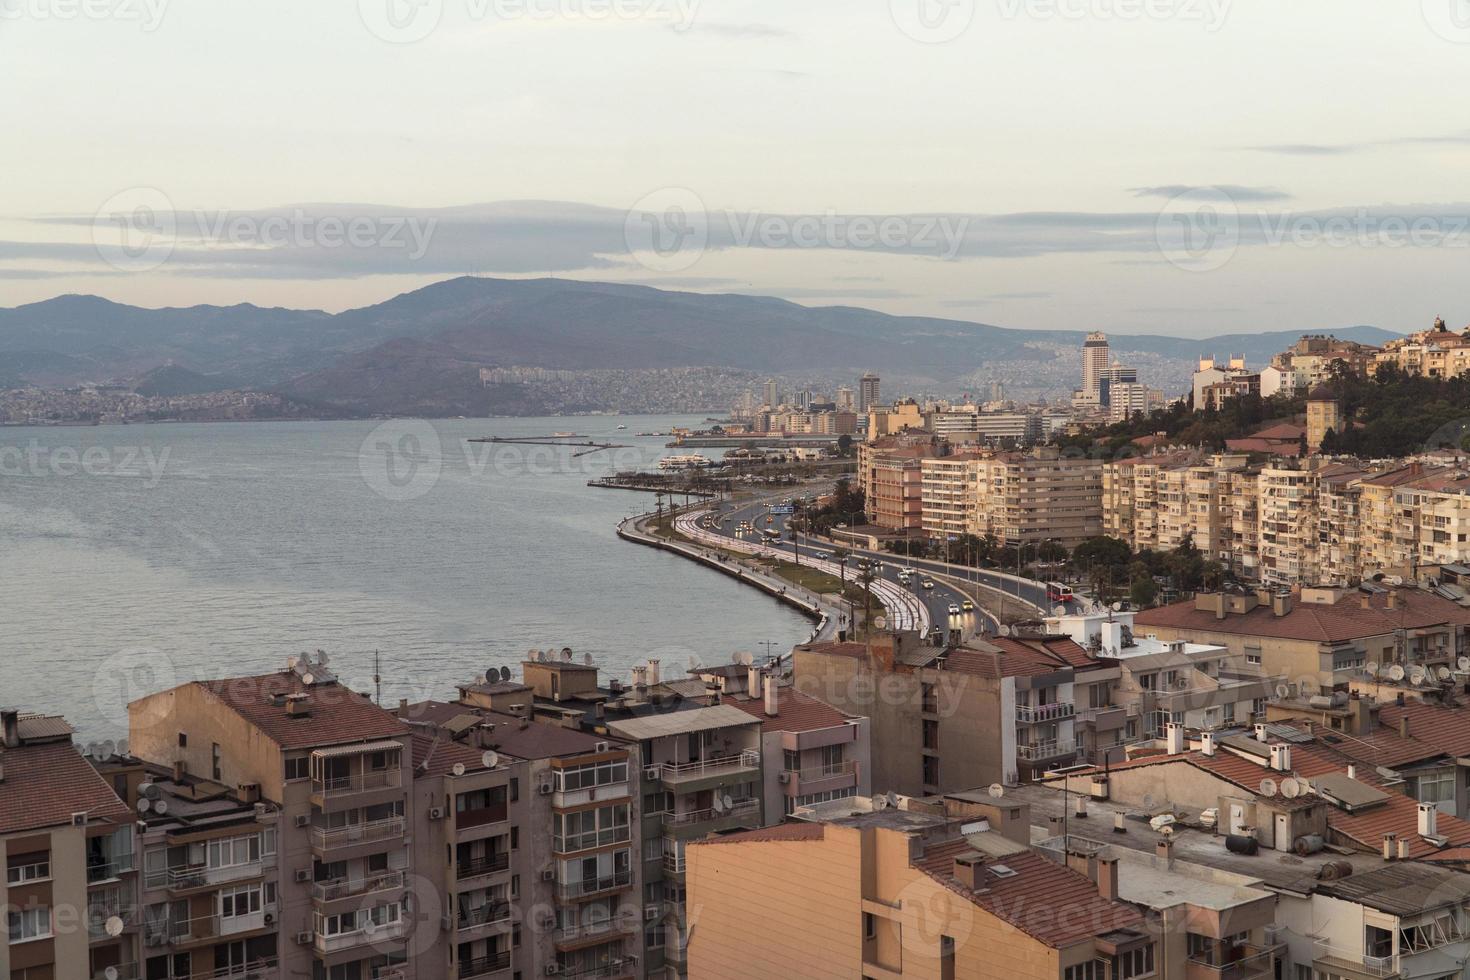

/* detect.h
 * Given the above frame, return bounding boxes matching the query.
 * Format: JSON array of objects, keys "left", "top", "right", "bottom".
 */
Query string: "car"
[
  {"left": 947, "top": 603, "right": 960, "bottom": 615},
  {"left": 921, "top": 579, "right": 935, "bottom": 589},
  {"left": 962, "top": 599, "right": 975, "bottom": 612}
]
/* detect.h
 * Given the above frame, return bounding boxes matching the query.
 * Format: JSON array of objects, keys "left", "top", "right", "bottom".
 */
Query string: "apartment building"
[
  {"left": 1358, "top": 463, "right": 1455, "bottom": 578},
  {"left": 792, "top": 630, "right": 1122, "bottom": 792},
  {"left": 1374, "top": 318, "right": 1470, "bottom": 379},
  {"left": 857, "top": 435, "right": 938, "bottom": 531},
  {"left": 1272, "top": 334, "right": 1382, "bottom": 387},
  {"left": 0, "top": 709, "right": 136, "bottom": 980},
  {"left": 686, "top": 792, "right": 1154, "bottom": 980},
  {"left": 1258, "top": 463, "right": 1320, "bottom": 588},
  {"left": 918, "top": 453, "right": 981, "bottom": 539},
  {"left": 1135, "top": 585, "right": 1470, "bottom": 691},
  {"left": 972, "top": 446, "right": 1104, "bottom": 548},
  {"left": 127, "top": 655, "right": 419, "bottom": 980},
  {"left": 1317, "top": 462, "right": 1372, "bottom": 585}
]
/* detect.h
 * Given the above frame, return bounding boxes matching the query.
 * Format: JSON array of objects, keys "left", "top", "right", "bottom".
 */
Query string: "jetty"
[{"left": 468, "top": 436, "right": 631, "bottom": 457}]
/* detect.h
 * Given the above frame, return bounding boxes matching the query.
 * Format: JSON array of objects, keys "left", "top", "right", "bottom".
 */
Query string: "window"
[
  {"left": 208, "top": 834, "right": 262, "bottom": 870},
  {"left": 1418, "top": 770, "right": 1455, "bottom": 806},
  {"left": 922, "top": 682, "right": 938, "bottom": 713},
  {"left": 553, "top": 760, "right": 629, "bottom": 792},
  {"left": 553, "top": 804, "right": 630, "bottom": 853},
  {"left": 219, "top": 884, "right": 261, "bottom": 919},
  {"left": 212, "top": 743, "right": 222, "bottom": 781},
  {"left": 285, "top": 756, "right": 310, "bottom": 781},
  {"left": 1116, "top": 945, "right": 1155, "bottom": 980},
  {"left": 1065, "top": 963, "right": 1101, "bottom": 980},
  {"left": 783, "top": 749, "right": 800, "bottom": 772},
  {"left": 922, "top": 755, "right": 938, "bottom": 787},
  {"left": 6, "top": 906, "right": 51, "bottom": 943},
  {"left": 863, "top": 912, "right": 876, "bottom": 940},
  {"left": 178, "top": 732, "right": 187, "bottom": 747},
  {"left": 646, "top": 924, "right": 666, "bottom": 949},
  {"left": 5, "top": 853, "right": 50, "bottom": 886},
  {"left": 923, "top": 719, "right": 939, "bottom": 750},
  {"left": 1246, "top": 652, "right": 1262, "bottom": 666}
]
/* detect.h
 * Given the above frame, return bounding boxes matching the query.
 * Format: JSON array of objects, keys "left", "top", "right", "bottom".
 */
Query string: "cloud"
[
  {"left": 1248, "top": 143, "right": 1355, "bottom": 156},
  {"left": 685, "top": 22, "right": 796, "bottom": 39},
  {"left": 1130, "top": 184, "right": 1292, "bottom": 203},
  {"left": 1248, "top": 132, "right": 1470, "bottom": 156}
]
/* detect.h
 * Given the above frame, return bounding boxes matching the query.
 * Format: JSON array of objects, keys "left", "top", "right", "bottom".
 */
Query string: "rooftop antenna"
[{"left": 374, "top": 650, "right": 382, "bottom": 706}]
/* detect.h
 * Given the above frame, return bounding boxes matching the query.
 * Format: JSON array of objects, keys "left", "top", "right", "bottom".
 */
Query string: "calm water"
[{"left": 0, "top": 416, "right": 808, "bottom": 737}]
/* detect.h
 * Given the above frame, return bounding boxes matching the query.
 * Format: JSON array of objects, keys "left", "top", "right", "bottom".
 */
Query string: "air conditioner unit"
[
  {"left": 777, "top": 772, "right": 791, "bottom": 784},
  {"left": 263, "top": 912, "right": 275, "bottom": 926},
  {"left": 427, "top": 806, "right": 445, "bottom": 820},
  {"left": 295, "top": 931, "right": 314, "bottom": 945},
  {"left": 644, "top": 905, "right": 659, "bottom": 921},
  {"left": 442, "top": 915, "right": 454, "bottom": 931},
  {"left": 537, "top": 783, "right": 554, "bottom": 795},
  {"left": 595, "top": 741, "right": 609, "bottom": 752},
  {"left": 294, "top": 868, "right": 312, "bottom": 883},
  {"left": 643, "top": 765, "right": 660, "bottom": 780},
  {"left": 540, "top": 868, "right": 555, "bottom": 882},
  {"left": 294, "top": 813, "right": 310, "bottom": 828},
  {"left": 71, "top": 811, "right": 87, "bottom": 826},
  {"left": 544, "top": 967, "right": 561, "bottom": 976},
  {"left": 145, "top": 933, "right": 167, "bottom": 947}
]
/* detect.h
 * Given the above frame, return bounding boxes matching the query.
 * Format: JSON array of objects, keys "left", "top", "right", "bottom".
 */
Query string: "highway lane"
[{"left": 700, "top": 496, "right": 991, "bottom": 641}]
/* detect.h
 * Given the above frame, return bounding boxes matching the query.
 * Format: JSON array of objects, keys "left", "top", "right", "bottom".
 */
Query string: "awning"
[{"left": 311, "top": 740, "right": 402, "bottom": 759}]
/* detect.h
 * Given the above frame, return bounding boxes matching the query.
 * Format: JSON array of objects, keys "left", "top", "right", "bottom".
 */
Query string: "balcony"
[
  {"left": 459, "top": 951, "right": 512, "bottom": 977},
  {"left": 553, "top": 826, "right": 632, "bottom": 855},
  {"left": 1018, "top": 739, "right": 1077, "bottom": 763},
  {"left": 553, "top": 919, "right": 637, "bottom": 952},
  {"left": 557, "top": 869, "right": 633, "bottom": 902},
  {"left": 662, "top": 799, "right": 760, "bottom": 838},
  {"left": 314, "top": 916, "right": 408, "bottom": 955},
  {"left": 456, "top": 803, "right": 509, "bottom": 830},
  {"left": 90, "top": 965, "right": 139, "bottom": 980},
  {"left": 662, "top": 851, "right": 686, "bottom": 877},
  {"left": 1187, "top": 945, "right": 1279, "bottom": 980},
  {"left": 311, "top": 816, "right": 406, "bottom": 858},
  {"left": 147, "top": 859, "right": 269, "bottom": 894},
  {"left": 86, "top": 903, "right": 138, "bottom": 940},
  {"left": 144, "top": 909, "right": 276, "bottom": 949},
  {"left": 458, "top": 900, "right": 512, "bottom": 932},
  {"left": 86, "top": 857, "right": 135, "bottom": 884},
  {"left": 1313, "top": 939, "right": 1398, "bottom": 979},
  {"left": 313, "top": 869, "right": 405, "bottom": 905},
  {"left": 1015, "top": 702, "right": 1076, "bottom": 724},
  {"left": 178, "top": 960, "right": 278, "bottom": 980},
  {"left": 655, "top": 750, "right": 760, "bottom": 789},
  {"left": 310, "top": 768, "right": 403, "bottom": 809},
  {"left": 784, "top": 761, "right": 858, "bottom": 797},
  {"left": 1076, "top": 705, "right": 1128, "bottom": 732},
  {"left": 457, "top": 852, "right": 511, "bottom": 881}
]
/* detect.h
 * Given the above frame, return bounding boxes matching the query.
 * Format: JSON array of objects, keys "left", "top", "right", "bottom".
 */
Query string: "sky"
[{"left": 3, "top": 0, "right": 1470, "bottom": 337}]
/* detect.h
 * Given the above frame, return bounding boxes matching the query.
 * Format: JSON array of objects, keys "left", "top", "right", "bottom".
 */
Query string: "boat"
[
  {"left": 552, "top": 431, "right": 578, "bottom": 438},
  {"left": 616, "top": 424, "right": 628, "bottom": 430},
  {"left": 658, "top": 454, "right": 713, "bottom": 471}
]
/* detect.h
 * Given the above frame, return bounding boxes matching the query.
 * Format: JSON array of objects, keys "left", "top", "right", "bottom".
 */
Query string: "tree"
[
  {"left": 857, "top": 564, "right": 878, "bottom": 632},
  {"left": 1129, "top": 575, "right": 1158, "bottom": 609}
]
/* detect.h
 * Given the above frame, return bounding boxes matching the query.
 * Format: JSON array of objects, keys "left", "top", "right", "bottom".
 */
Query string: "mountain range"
[{"left": 0, "top": 277, "right": 1403, "bottom": 415}]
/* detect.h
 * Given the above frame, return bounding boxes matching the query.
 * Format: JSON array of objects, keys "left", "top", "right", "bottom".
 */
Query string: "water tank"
[
  {"left": 1316, "top": 860, "right": 1355, "bottom": 881},
  {"left": 1225, "top": 834, "right": 1260, "bottom": 855},
  {"left": 1293, "top": 834, "right": 1325, "bottom": 856},
  {"left": 1308, "top": 695, "right": 1335, "bottom": 709}
]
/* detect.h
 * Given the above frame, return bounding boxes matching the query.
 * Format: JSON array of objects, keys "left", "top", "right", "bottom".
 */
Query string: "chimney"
[
  {"left": 286, "top": 697, "right": 309, "bottom": 718},
  {"left": 1401, "top": 716, "right": 1411, "bottom": 740},
  {"left": 173, "top": 760, "right": 186, "bottom": 782},
  {"left": 1386, "top": 593, "right": 1398, "bottom": 611},
  {"left": 1114, "top": 812, "right": 1127, "bottom": 834},
  {"left": 632, "top": 665, "right": 647, "bottom": 690},
  {"left": 953, "top": 853, "right": 987, "bottom": 891},
  {"left": 1419, "top": 802, "right": 1439, "bottom": 839},
  {"left": 1347, "top": 764, "right": 1357, "bottom": 780},
  {"left": 1398, "top": 838, "right": 1411, "bottom": 860},
  {"left": 747, "top": 665, "right": 762, "bottom": 696},
  {"left": 1075, "top": 794, "right": 1088, "bottom": 819},
  {"left": 1360, "top": 596, "right": 1371, "bottom": 610},
  {"left": 1156, "top": 836, "right": 1174, "bottom": 866},
  {"left": 647, "top": 659, "right": 660, "bottom": 685},
  {"left": 1384, "top": 832, "right": 1398, "bottom": 860},
  {"left": 397, "top": 698, "right": 408, "bottom": 716},
  {"left": 1165, "top": 723, "right": 1185, "bottom": 755},
  {"left": 0, "top": 709, "right": 18, "bottom": 749},
  {"left": 1272, "top": 593, "right": 1293, "bottom": 617},
  {"left": 763, "top": 676, "right": 779, "bottom": 717},
  {"left": 1254, "top": 723, "right": 1269, "bottom": 743},
  {"left": 1097, "top": 855, "right": 1119, "bottom": 901},
  {"left": 1270, "top": 744, "right": 1292, "bottom": 772},
  {"left": 1201, "top": 731, "right": 1217, "bottom": 757}
]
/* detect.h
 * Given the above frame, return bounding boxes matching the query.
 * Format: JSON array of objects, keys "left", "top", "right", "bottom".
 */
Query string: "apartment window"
[
  {"left": 923, "top": 719, "right": 939, "bottom": 751},
  {"left": 922, "top": 755, "right": 939, "bottom": 787},
  {"left": 212, "top": 742, "right": 222, "bottom": 781},
  {"left": 646, "top": 924, "right": 666, "bottom": 949},
  {"left": 5, "top": 853, "right": 50, "bottom": 886},
  {"left": 863, "top": 912, "right": 876, "bottom": 940},
  {"left": 1222, "top": 702, "right": 1236, "bottom": 724},
  {"left": 1251, "top": 698, "right": 1267, "bottom": 718},
  {"left": 218, "top": 884, "right": 262, "bottom": 919},
  {"left": 922, "top": 682, "right": 938, "bottom": 714},
  {"left": 1116, "top": 944, "right": 1155, "bottom": 980},
  {"left": 1065, "top": 962, "right": 1101, "bottom": 980},
  {"left": 1138, "top": 673, "right": 1156, "bottom": 691},
  {"left": 1245, "top": 651, "right": 1262, "bottom": 666},
  {"left": 783, "top": 749, "right": 800, "bottom": 772},
  {"left": 285, "top": 756, "right": 309, "bottom": 781},
  {"left": 821, "top": 744, "right": 844, "bottom": 773},
  {"left": 1089, "top": 685, "right": 1111, "bottom": 709},
  {"left": 6, "top": 906, "right": 51, "bottom": 943},
  {"left": 208, "top": 834, "right": 262, "bottom": 869},
  {"left": 178, "top": 732, "right": 188, "bottom": 747},
  {"left": 554, "top": 760, "right": 629, "bottom": 792},
  {"left": 1418, "top": 770, "right": 1456, "bottom": 805}
]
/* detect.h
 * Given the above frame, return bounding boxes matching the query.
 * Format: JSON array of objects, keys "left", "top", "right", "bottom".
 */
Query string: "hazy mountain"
[{"left": 0, "top": 277, "right": 1403, "bottom": 414}]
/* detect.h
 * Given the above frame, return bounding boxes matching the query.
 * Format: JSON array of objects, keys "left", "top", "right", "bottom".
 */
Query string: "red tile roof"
[
  {"left": 944, "top": 636, "right": 1100, "bottom": 679},
  {"left": 914, "top": 843, "right": 1144, "bottom": 948},
  {"left": 199, "top": 672, "right": 410, "bottom": 750},
  {"left": 726, "top": 688, "right": 853, "bottom": 734},
  {"left": 1375, "top": 702, "right": 1470, "bottom": 763},
  {"left": 410, "top": 733, "right": 498, "bottom": 778},
  {"left": 691, "top": 821, "right": 827, "bottom": 846},
  {"left": 0, "top": 740, "right": 132, "bottom": 835},
  {"left": 1136, "top": 589, "right": 1470, "bottom": 644}
]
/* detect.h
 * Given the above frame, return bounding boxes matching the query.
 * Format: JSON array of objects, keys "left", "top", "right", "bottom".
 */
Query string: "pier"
[{"left": 467, "top": 436, "right": 631, "bottom": 457}]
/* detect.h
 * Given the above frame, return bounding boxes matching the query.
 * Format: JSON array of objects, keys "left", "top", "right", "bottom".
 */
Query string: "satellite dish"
[
  {"left": 104, "top": 916, "right": 124, "bottom": 939},
  {"left": 1410, "top": 665, "right": 1427, "bottom": 685},
  {"left": 1282, "top": 778, "right": 1302, "bottom": 799},
  {"left": 722, "top": 794, "right": 735, "bottom": 810},
  {"left": 1276, "top": 684, "right": 1291, "bottom": 699},
  {"left": 1053, "top": 606, "right": 1067, "bottom": 617},
  {"left": 451, "top": 763, "right": 466, "bottom": 777},
  {"left": 482, "top": 751, "right": 499, "bottom": 770},
  {"left": 500, "top": 666, "right": 511, "bottom": 682},
  {"left": 318, "top": 650, "right": 330, "bottom": 665},
  {"left": 712, "top": 797, "right": 725, "bottom": 813},
  {"left": 153, "top": 799, "right": 169, "bottom": 815},
  {"left": 137, "top": 799, "right": 151, "bottom": 813},
  {"left": 1259, "top": 778, "right": 1279, "bottom": 798},
  {"left": 584, "top": 652, "right": 594, "bottom": 666},
  {"left": 1365, "top": 662, "right": 1380, "bottom": 678},
  {"left": 301, "top": 673, "right": 316, "bottom": 686},
  {"left": 97, "top": 740, "right": 115, "bottom": 762},
  {"left": 988, "top": 783, "right": 1005, "bottom": 799},
  {"left": 1389, "top": 664, "right": 1406, "bottom": 681},
  {"left": 873, "top": 615, "right": 887, "bottom": 631},
  {"left": 1439, "top": 667, "right": 1453, "bottom": 681},
  {"left": 1111, "top": 602, "right": 1123, "bottom": 612},
  {"left": 1460, "top": 657, "right": 1470, "bottom": 672},
  {"left": 885, "top": 790, "right": 900, "bottom": 808},
  {"left": 485, "top": 668, "right": 498, "bottom": 685},
  {"left": 85, "top": 742, "right": 101, "bottom": 759},
  {"left": 141, "top": 782, "right": 161, "bottom": 801},
  {"left": 116, "top": 738, "right": 128, "bottom": 757},
  {"left": 1141, "top": 793, "right": 1156, "bottom": 810}
]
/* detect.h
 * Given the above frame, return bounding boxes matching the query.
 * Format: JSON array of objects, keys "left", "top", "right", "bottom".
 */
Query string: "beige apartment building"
[
  {"left": 972, "top": 447, "right": 1103, "bottom": 548},
  {"left": 0, "top": 709, "right": 137, "bottom": 980},
  {"left": 686, "top": 793, "right": 1153, "bottom": 980},
  {"left": 918, "top": 453, "right": 981, "bottom": 539}
]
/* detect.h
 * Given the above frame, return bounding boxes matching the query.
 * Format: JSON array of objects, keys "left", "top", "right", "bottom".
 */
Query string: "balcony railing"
[
  {"left": 86, "top": 903, "right": 137, "bottom": 938},
  {"left": 87, "top": 857, "right": 135, "bottom": 884},
  {"left": 146, "top": 859, "right": 268, "bottom": 892},
  {"left": 1188, "top": 945, "right": 1278, "bottom": 980},
  {"left": 458, "top": 900, "right": 512, "bottom": 931},
  {"left": 313, "top": 869, "right": 405, "bottom": 903},
  {"left": 91, "top": 964, "right": 139, "bottom": 980},
  {"left": 143, "top": 908, "right": 274, "bottom": 947},
  {"left": 1016, "top": 702, "right": 1076, "bottom": 723},
  {"left": 313, "top": 768, "right": 402, "bottom": 798},
  {"left": 457, "top": 852, "right": 511, "bottom": 880},
  {"left": 557, "top": 869, "right": 633, "bottom": 901},
  {"left": 314, "top": 916, "right": 408, "bottom": 954},
  {"left": 663, "top": 799, "right": 759, "bottom": 827},
  {"left": 553, "top": 826, "right": 631, "bottom": 854},
  {"left": 456, "top": 804, "right": 509, "bottom": 829},
  {"left": 788, "top": 761, "right": 856, "bottom": 782},
  {"left": 1312, "top": 939, "right": 1397, "bottom": 978},
  {"left": 459, "top": 951, "right": 512, "bottom": 977},
  {"left": 1018, "top": 739, "right": 1077, "bottom": 762},
  {"left": 311, "top": 816, "right": 406, "bottom": 851},
  {"left": 554, "top": 919, "right": 634, "bottom": 945},
  {"left": 657, "top": 750, "right": 759, "bottom": 782},
  {"left": 176, "top": 959, "right": 278, "bottom": 980}
]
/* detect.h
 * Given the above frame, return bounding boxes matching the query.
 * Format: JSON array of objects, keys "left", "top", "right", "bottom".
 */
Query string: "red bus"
[{"left": 1046, "top": 582, "right": 1074, "bottom": 603}]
